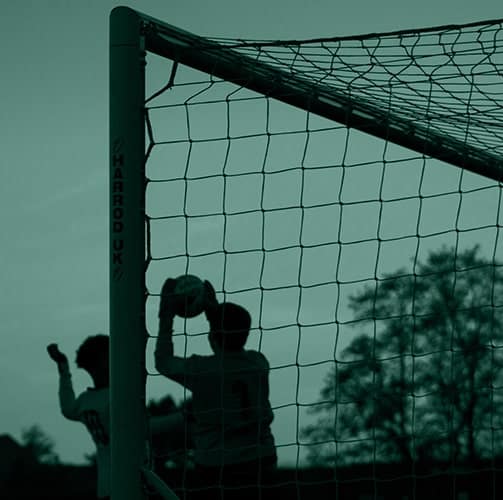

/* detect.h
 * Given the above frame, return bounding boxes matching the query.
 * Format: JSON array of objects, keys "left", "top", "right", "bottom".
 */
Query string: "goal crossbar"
[{"left": 139, "top": 10, "right": 503, "bottom": 182}]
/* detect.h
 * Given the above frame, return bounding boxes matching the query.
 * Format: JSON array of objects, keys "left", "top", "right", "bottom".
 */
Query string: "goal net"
[{"left": 110, "top": 7, "right": 503, "bottom": 499}]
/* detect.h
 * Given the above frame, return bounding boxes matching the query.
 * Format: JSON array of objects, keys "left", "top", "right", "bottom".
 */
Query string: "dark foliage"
[{"left": 302, "top": 246, "right": 503, "bottom": 466}]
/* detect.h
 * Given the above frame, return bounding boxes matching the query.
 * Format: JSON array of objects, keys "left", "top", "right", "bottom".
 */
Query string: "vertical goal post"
[
  {"left": 110, "top": 5, "right": 503, "bottom": 499},
  {"left": 110, "top": 7, "right": 146, "bottom": 500}
]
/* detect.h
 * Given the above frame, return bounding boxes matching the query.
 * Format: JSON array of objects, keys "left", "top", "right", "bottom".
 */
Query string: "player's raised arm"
[
  {"left": 155, "top": 278, "right": 186, "bottom": 383},
  {"left": 155, "top": 276, "right": 211, "bottom": 387},
  {"left": 46, "top": 343, "right": 79, "bottom": 420},
  {"left": 156, "top": 277, "right": 176, "bottom": 349},
  {"left": 202, "top": 280, "right": 219, "bottom": 327},
  {"left": 47, "top": 343, "right": 68, "bottom": 370}
]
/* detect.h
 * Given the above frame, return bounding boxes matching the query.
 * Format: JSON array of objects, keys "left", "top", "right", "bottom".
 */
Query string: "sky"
[{"left": 1, "top": 0, "right": 502, "bottom": 469}]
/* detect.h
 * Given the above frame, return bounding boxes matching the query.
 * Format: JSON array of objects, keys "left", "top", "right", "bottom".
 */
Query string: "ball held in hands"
[
  {"left": 159, "top": 276, "right": 219, "bottom": 319},
  {"left": 171, "top": 275, "right": 206, "bottom": 318}
]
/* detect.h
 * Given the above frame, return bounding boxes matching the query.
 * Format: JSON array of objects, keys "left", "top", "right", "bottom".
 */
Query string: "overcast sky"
[{"left": 1, "top": 0, "right": 502, "bottom": 468}]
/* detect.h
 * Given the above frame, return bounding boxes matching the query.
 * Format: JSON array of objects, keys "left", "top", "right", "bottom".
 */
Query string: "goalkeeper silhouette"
[{"left": 155, "top": 279, "right": 277, "bottom": 499}]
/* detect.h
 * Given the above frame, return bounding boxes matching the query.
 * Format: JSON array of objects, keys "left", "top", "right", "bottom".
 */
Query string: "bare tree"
[
  {"left": 21, "top": 425, "right": 60, "bottom": 465},
  {"left": 302, "top": 246, "right": 503, "bottom": 466}
]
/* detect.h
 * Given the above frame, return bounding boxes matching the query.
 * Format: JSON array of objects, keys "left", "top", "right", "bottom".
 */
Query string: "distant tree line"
[
  {"left": 302, "top": 246, "right": 503, "bottom": 466},
  {"left": 14, "top": 395, "right": 192, "bottom": 471},
  {"left": 20, "top": 424, "right": 61, "bottom": 465}
]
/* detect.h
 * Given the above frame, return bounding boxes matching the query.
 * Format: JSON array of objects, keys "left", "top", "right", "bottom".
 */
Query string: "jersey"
[
  {"left": 58, "top": 365, "right": 110, "bottom": 499},
  {"left": 155, "top": 339, "right": 276, "bottom": 466}
]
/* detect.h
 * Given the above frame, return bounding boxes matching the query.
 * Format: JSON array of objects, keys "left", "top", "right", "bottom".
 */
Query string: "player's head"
[
  {"left": 208, "top": 303, "right": 251, "bottom": 352},
  {"left": 76, "top": 334, "right": 109, "bottom": 373}
]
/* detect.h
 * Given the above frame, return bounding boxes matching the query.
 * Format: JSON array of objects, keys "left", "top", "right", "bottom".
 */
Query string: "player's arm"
[
  {"left": 202, "top": 280, "right": 219, "bottom": 326},
  {"left": 149, "top": 411, "right": 185, "bottom": 435},
  {"left": 47, "top": 343, "right": 80, "bottom": 421},
  {"left": 154, "top": 279, "right": 190, "bottom": 386}
]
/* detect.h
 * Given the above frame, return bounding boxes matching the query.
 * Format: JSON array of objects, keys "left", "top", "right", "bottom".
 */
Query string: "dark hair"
[
  {"left": 209, "top": 303, "right": 251, "bottom": 351},
  {"left": 76, "top": 334, "right": 109, "bottom": 371}
]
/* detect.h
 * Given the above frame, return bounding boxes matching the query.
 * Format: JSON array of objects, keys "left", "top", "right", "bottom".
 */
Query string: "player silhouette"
[
  {"left": 47, "top": 336, "right": 111, "bottom": 499},
  {"left": 155, "top": 279, "right": 277, "bottom": 499},
  {"left": 48, "top": 335, "right": 183, "bottom": 500}
]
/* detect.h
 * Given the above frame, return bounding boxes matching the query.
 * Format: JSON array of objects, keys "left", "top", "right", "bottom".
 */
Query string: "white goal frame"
[{"left": 110, "top": 6, "right": 502, "bottom": 499}]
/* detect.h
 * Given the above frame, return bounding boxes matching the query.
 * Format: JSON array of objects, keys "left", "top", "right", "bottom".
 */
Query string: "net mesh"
[
  {"left": 142, "top": 17, "right": 503, "bottom": 499},
  {"left": 213, "top": 19, "right": 503, "bottom": 162}
]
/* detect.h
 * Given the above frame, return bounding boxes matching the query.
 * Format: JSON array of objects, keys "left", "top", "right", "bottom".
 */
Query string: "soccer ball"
[{"left": 172, "top": 274, "right": 206, "bottom": 318}]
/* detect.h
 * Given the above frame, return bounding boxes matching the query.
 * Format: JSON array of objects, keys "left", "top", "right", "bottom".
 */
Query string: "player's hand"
[
  {"left": 47, "top": 344, "right": 68, "bottom": 364},
  {"left": 203, "top": 280, "right": 219, "bottom": 322},
  {"left": 159, "top": 278, "right": 177, "bottom": 318}
]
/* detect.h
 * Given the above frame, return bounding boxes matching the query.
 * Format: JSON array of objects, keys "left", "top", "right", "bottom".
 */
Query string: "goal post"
[
  {"left": 109, "top": 5, "right": 503, "bottom": 499},
  {"left": 109, "top": 7, "right": 147, "bottom": 500}
]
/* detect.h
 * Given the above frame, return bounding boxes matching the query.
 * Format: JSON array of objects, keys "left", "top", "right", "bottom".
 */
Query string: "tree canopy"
[
  {"left": 21, "top": 425, "right": 60, "bottom": 465},
  {"left": 302, "top": 245, "right": 503, "bottom": 466}
]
